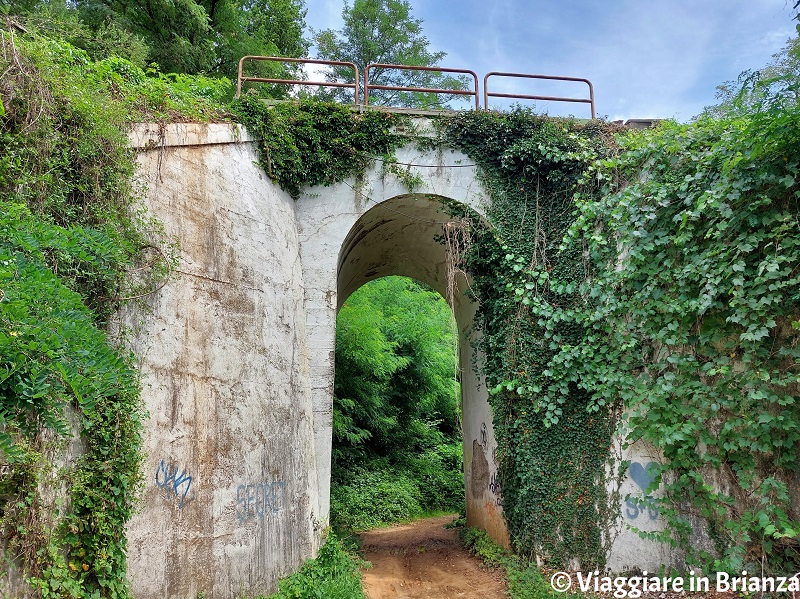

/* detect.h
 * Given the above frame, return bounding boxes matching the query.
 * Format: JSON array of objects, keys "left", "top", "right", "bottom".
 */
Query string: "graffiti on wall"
[
  {"left": 476, "top": 421, "right": 503, "bottom": 507},
  {"left": 625, "top": 461, "right": 659, "bottom": 521},
  {"left": 235, "top": 481, "right": 287, "bottom": 522},
  {"left": 488, "top": 472, "right": 504, "bottom": 507},
  {"left": 155, "top": 459, "right": 193, "bottom": 508}
]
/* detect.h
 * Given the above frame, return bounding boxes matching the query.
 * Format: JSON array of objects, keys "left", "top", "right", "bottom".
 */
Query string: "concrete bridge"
[{"left": 124, "top": 121, "right": 673, "bottom": 598}]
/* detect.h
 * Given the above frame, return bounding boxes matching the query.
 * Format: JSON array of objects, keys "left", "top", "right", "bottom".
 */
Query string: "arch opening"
[
  {"left": 330, "top": 275, "right": 463, "bottom": 529},
  {"left": 333, "top": 193, "right": 509, "bottom": 545}
]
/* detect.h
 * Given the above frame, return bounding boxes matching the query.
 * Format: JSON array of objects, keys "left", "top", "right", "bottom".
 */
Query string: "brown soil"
[{"left": 359, "top": 515, "right": 508, "bottom": 599}]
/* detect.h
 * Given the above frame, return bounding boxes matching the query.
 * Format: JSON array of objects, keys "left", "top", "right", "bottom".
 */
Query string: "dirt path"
[{"left": 359, "top": 515, "right": 508, "bottom": 599}]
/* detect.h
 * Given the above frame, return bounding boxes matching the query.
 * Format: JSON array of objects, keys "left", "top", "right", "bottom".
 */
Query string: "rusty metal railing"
[
  {"left": 235, "top": 56, "right": 597, "bottom": 117},
  {"left": 484, "top": 72, "right": 595, "bottom": 118},
  {"left": 364, "top": 64, "right": 479, "bottom": 110},
  {"left": 236, "top": 56, "right": 360, "bottom": 103}
]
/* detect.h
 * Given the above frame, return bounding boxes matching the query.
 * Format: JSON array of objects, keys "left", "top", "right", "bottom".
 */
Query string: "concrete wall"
[
  {"left": 606, "top": 440, "right": 681, "bottom": 573},
  {"left": 125, "top": 124, "right": 319, "bottom": 599},
  {"left": 117, "top": 122, "right": 685, "bottom": 598}
]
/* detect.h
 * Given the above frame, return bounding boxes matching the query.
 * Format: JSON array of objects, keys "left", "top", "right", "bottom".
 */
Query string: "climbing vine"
[
  {"left": 442, "top": 92, "right": 800, "bottom": 573},
  {"left": 0, "top": 29, "right": 183, "bottom": 598},
  {"left": 232, "top": 97, "right": 409, "bottom": 199},
  {"left": 551, "top": 100, "right": 800, "bottom": 573},
  {"left": 441, "top": 110, "right": 625, "bottom": 567}
]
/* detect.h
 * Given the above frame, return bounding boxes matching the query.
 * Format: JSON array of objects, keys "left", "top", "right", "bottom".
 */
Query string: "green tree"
[
  {"left": 212, "top": 0, "right": 309, "bottom": 76},
  {"left": 5, "top": 0, "right": 309, "bottom": 77},
  {"left": 331, "top": 276, "right": 464, "bottom": 529},
  {"left": 705, "top": 35, "right": 800, "bottom": 117},
  {"left": 333, "top": 276, "right": 458, "bottom": 462},
  {"left": 87, "top": 0, "right": 217, "bottom": 73},
  {"left": 313, "top": 0, "right": 468, "bottom": 108}
]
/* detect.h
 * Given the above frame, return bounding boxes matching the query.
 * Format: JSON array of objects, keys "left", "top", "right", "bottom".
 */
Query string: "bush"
[
  {"left": 263, "top": 532, "right": 365, "bottom": 599},
  {"left": 461, "top": 527, "right": 583, "bottom": 599},
  {"left": 330, "top": 470, "right": 425, "bottom": 531},
  {"left": 403, "top": 444, "right": 464, "bottom": 513}
]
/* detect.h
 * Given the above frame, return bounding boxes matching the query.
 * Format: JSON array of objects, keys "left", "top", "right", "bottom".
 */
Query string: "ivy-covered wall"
[
  {"left": 440, "top": 111, "right": 627, "bottom": 568},
  {"left": 439, "top": 103, "right": 799, "bottom": 574},
  {"left": 3, "top": 26, "right": 798, "bottom": 595}
]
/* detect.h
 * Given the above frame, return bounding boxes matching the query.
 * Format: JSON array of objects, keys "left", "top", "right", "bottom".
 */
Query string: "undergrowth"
[
  {"left": 260, "top": 533, "right": 365, "bottom": 599},
  {"left": 461, "top": 527, "right": 583, "bottom": 599},
  {"left": 0, "top": 26, "right": 211, "bottom": 598},
  {"left": 328, "top": 277, "right": 464, "bottom": 533}
]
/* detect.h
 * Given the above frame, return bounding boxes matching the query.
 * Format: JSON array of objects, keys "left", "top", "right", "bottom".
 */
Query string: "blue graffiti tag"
[
  {"left": 625, "top": 461, "right": 660, "bottom": 520},
  {"left": 155, "top": 460, "right": 193, "bottom": 508},
  {"left": 625, "top": 497, "right": 659, "bottom": 521},
  {"left": 236, "top": 481, "right": 287, "bottom": 521}
]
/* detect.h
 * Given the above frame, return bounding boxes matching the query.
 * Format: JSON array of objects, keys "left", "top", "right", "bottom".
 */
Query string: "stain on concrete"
[{"left": 470, "top": 439, "right": 489, "bottom": 500}]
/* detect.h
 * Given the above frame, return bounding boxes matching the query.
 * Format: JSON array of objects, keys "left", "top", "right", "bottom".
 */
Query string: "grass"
[
  {"left": 460, "top": 527, "right": 586, "bottom": 599},
  {"left": 258, "top": 532, "right": 365, "bottom": 599}
]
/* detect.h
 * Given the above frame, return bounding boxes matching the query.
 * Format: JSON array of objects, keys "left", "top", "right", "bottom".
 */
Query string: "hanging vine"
[{"left": 441, "top": 109, "right": 625, "bottom": 568}]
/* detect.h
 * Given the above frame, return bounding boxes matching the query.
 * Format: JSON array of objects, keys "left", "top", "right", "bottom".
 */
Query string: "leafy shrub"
[
  {"left": 403, "top": 445, "right": 464, "bottom": 513},
  {"left": 263, "top": 533, "right": 365, "bottom": 599},
  {"left": 0, "top": 27, "right": 204, "bottom": 598},
  {"left": 460, "top": 527, "right": 507, "bottom": 568},
  {"left": 330, "top": 470, "right": 425, "bottom": 531},
  {"left": 461, "top": 527, "right": 583, "bottom": 599}
]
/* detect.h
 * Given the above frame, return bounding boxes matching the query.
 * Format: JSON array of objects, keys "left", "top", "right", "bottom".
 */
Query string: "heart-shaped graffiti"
[{"left": 629, "top": 461, "right": 659, "bottom": 493}]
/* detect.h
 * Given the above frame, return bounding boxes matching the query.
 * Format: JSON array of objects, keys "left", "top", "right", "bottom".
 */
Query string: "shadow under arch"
[{"left": 335, "top": 193, "right": 510, "bottom": 546}]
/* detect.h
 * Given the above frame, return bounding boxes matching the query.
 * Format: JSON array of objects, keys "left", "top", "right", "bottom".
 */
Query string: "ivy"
[
  {"left": 441, "top": 109, "right": 625, "bottom": 568},
  {"left": 441, "top": 98, "right": 799, "bottom": 573},
  {"left": 0, "top": 30, "right": 173, "bottom": 598},
  {"left": 232, "top": 97, "right": 408, "bottom": 199},
  {"left": 552, "top": 105, "right": 800, "bottom": 573}
]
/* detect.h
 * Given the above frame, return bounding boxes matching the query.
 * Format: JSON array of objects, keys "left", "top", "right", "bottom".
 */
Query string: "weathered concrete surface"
[
  {"left": 293, "top": 145, "right": 509, "bottom": 544},
  {"left": 120, "top": 122, "right": 686, "bottom": 597},
  {"left": 606, "top": 440, "right": 679, "bottom": 573},
  {"left": 126, "top": 124, "right": 318, "bottom": 599}
]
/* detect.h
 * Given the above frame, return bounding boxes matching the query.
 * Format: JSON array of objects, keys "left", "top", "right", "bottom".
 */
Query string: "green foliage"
[
  {"left": 442, "top": 109, "right": 623, "bottom": 567},
  {"left": 330, "top": 277, "right": 463, "bottom": 530},
  {"left": 549, "top": 96, "right": 800, "bottom": 572},
  {"left": 90, "top": 57, "right": 232, "bottom": 121},
  {"left": 705, "top": 35, "right": 800, "bottom": 118},
  {"left": 3, "top": 0, "right": 151, "bottom": 67},
  {"left": 0, "top": 206, "right": 138, "bottom": 459},
  {"left": 0, "top": 27, "right": 180, "bottom": 598},
  {"left": 209, "top": 0, "right": 310, "bottom": 78},
  {"left": 461, "top": 527, "right": 582, "bottom": 599},
  {"left": 233, "top": 97, "right": 407, "bottom": 198},
  {"left": 8, "top": 0, "right": 310, "bottom": 79},
  {"left": 313, "top": 0, "right": 469, "bottom": 108},
  {"left": 334, "top": 277, "right": 459, "bottom": 457},
  {"left": 262, "top": 532, "right": 365, "bottom": 599},
  {"left": 460, "top": 526, "right": 507, "bottom": 567},
  {"left": 330, "top": 469, "right": 425, "bottom": 531},
  {"left": 444, "top": 71, "right": 800, "bottom": 573},
  {"left": 505, "top": 563, "right": 582, "bottom": 599}
]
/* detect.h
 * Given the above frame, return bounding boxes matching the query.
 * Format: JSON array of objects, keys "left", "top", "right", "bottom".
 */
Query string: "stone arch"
[{"left": 293, "top": 140, "right": 510, "bottom": 544}]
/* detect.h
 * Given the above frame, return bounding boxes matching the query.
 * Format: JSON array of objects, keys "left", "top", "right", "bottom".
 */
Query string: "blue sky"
[{"left": 301, "top": 0, "right": 798, "bottom": 121}]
